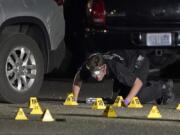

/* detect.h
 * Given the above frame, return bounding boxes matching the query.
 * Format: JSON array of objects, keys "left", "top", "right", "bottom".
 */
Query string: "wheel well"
[{"left": 0, "top": 22, "right": 50, "bottom": 73}]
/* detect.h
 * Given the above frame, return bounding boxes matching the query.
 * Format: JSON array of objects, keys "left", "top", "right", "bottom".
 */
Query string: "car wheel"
[{"left": 0, "top": 33, "right": 44, "bottom": 103}]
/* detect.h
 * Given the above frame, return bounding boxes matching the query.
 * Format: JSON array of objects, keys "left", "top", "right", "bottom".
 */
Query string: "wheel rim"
[{"left": 5, "top": 47, "right": 37, "bottom": 92}]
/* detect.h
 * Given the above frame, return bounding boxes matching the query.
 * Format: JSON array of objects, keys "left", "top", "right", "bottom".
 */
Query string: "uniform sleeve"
[
  {"left": 133, "top": 57, "right": 149, "bottom": 84},
  {"left": 110, "top": 61, "right": 137, "bottom": 87},
  {"left": 79, "top": 64, "right": 91, "bottom": 82}
]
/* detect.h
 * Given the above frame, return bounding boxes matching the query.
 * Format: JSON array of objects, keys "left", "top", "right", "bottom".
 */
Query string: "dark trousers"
[
  {"left": 113, "top": 81, "right": 163, "bottom": 103},
  {"left": 137, "top": 81, "right": 163, "bottom": 103},
  {"left": 112, "top": 50, "right": 163, "bottom": 103}
]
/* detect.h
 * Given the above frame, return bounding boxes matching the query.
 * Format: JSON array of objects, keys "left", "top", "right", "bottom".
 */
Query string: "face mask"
[
  {"left": 86, "top": 64, "right": 106, "bottom": 80},
  {"left": 91, "top": 70, "right": 101, "bottom": 79}
]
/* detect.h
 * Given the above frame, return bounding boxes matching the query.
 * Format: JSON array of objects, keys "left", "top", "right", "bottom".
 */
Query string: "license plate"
[{"left": 146, "top": 33, "right": 172, "bottom": 46}]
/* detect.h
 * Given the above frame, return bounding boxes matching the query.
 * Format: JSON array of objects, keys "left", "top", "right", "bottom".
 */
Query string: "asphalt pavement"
[{"left": 0, "top": 79, "right": 180, "bottom": 135}]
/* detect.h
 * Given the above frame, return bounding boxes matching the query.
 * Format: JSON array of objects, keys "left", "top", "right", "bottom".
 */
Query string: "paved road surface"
[{"left": 0, "top": 79, "right": 180, "bottom": 135}]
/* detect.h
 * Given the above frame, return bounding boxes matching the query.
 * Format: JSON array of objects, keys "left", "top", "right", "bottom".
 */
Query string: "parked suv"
[
  {"left": 82, "top": 0, "right": 180, "bottom": 70},
  {"left": 0, "top": 0, "right": 65, "bottom": 103}
]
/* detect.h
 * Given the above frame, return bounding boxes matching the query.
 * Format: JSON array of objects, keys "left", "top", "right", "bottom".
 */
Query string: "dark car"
[{"left": 79, "top": 0, "right": 180, "bottom": 71}]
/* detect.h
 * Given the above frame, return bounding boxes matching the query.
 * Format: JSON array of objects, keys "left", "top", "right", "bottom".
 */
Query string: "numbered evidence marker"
[
  {"left": 15, "top": 108, "right": 28, "bottom": 120},
  {"left": 176, "top": 104, "right": 180, "bottom": 110},
  {"left": 147, "top": 106, "right": 162, "bottom": 119},
  {"left": 63, "top": 93, "right": 78, "bottom": 106},
  {"left": 103, "top": 105, "right": 117, "bottom": 118},
  {"left": 113, "top": 96, "right": 123, "bottom": 107},
  {"left": 92, "top": 98, "right": 106, "bottom": 110},
  {"left": 42, "top": 109, "right": 55, "bottom": 122},
  {"left": 128, "top": 97, "right": 143, "bottom": 108},
  {"left": 30, "top": 103, "right": 43, "bottom": 115},
  {"left": 29, "top": 97, "right": 39, "bottom": 109}
]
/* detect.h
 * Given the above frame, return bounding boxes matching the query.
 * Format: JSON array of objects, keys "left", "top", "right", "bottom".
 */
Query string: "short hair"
[{"left": 86, "top": 53, "right": 105, "bottom": 71}]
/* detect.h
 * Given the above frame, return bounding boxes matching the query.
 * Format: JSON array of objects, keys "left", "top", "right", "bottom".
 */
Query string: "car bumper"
[{"left": 84, "top": 26, "right": 180, "bottom": 50}]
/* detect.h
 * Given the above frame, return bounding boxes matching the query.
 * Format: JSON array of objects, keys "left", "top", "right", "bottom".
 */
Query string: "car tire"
[{"left": 0, "top": 33, "right": 44, "bottom": 103}]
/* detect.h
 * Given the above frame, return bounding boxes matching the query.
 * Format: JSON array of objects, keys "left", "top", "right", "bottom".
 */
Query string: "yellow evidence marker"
[
  {"left": 29, "top": 97, "right": 39, "bottom": 109},
  {"left": 92, "top": 98, "right": 106, "bottom": 110},
  {"left": 103, "top": 105, "right": 117, "bottom": 118},
  {"left": 42, "top": 109, "right": 55, "bottom": 122},
  {"left": 128, "top": 97, "right": 143, "bottom": 108},
  {"left": 63, "top": 93, "right": 78, "bottom": 106},
  {"left": 15, "top": 108, "right": 28, "bottom": 120},
  {"left": 30, "top": 103, "right": 43, "bottom": 115},
  {"left": 147, "top": 106, "right": 162, "bottom": 119},
  {"left": 113, "top": 96, "right": 123, "bottom": 107},
  {"left": 176, "top": 104, "right": 180, "bottom": 110}
]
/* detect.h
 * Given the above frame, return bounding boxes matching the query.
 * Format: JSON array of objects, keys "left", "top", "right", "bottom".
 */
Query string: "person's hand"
[
  {"left": 72, "top": 96, "right": 78, "bottom": 103},
  {"left": 122, "top": 99, "right": 130, "bottom": 107}
]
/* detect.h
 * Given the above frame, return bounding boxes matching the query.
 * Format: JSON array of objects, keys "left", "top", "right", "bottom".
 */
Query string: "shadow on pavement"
[
  {"left": 58, "top": 113, "right": 180, "bottom": 122},
  {"left": 39, "top": 97, "right": 85, "bottom": 104}
]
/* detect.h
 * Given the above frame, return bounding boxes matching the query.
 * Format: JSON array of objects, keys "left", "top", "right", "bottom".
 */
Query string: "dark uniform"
[{"left": 78, "top": 50, "right": 163, "bottom": 103}]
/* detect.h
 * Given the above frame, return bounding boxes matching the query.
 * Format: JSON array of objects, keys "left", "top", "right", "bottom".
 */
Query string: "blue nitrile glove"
[{"left": 122, "top": 99, "right": 130, "bottom": 107}]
